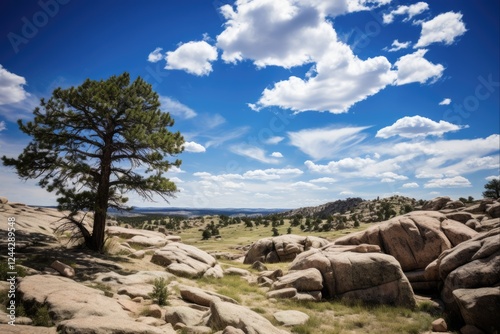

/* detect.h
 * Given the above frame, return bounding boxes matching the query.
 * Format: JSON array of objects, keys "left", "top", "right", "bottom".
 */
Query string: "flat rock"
[
  {"left": 165, "top": 306, "right": 206, "bottom": 327},
  {"left": 0, "top": 324, "right": 57, "bottom": 334},
  {"left": 151, "top": 242, "right": 220, "bottom": 278},
  {"left": 57, "top": 315, "right": 165, "bottom": 334},
  {"left": 270, "top": 268, "right": 323, "bottom": 292},
  {"left": 208, "top": 300, "right": 289, "bottom": 334},
  {"left": 273, "top": 310, "right": 309, "bottom": 326},
  {"left": 179, "top": 284, "right": 238, "bottom": 307}
]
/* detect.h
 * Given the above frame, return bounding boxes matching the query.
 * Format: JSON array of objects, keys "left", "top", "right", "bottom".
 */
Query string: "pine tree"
[
  {"left": 483, "top": 178, "right": 500, "bottom": 199},
  {"left": 2, "top": 72, "right": 184, "bottom": 252}
]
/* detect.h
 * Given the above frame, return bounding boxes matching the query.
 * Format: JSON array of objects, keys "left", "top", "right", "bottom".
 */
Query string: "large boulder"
[
  {"left": 334, "top": 211, "right": 477, "bottom": 272},
  {"left": 270, "top": 268, "right": 323, "bottom": 292},
  {"left": 17, "top": 275, "right": 167, "bottom": 334},
  {"left": 289, "top": 247, "right": 416, "bottom": 308},
  {"left": 151, "top": 242, "right": 222, "bottom": 278},
  {"left": 208, "top": 300, "right": 289, "bottom": 334},
  {"left": 423, "top": 196, "right": 451, "bottom": 210},
  {"left": 434, "top": 228, "right": 500, "bottom": 331},
  {"left": 243, "top": 235, "right": 329, "bottom": 264},
  {"left": 453, "top": 288, "right": 500, "bottom": 334},
  {"left": 106, "top": 226, "right": 170, "bottom": 247}
]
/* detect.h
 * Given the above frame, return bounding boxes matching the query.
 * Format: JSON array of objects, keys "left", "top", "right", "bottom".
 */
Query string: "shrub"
[{"left": 149, "top": 277, "right": 168, "bottom": 306}]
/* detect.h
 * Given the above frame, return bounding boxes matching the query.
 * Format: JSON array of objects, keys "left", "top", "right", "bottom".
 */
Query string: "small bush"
[
  {"left": 149, "top": 277, "right": 169, "bottom": 306},
  {"left": 33, "top": 305, "right": 53, "bottom": 327}
]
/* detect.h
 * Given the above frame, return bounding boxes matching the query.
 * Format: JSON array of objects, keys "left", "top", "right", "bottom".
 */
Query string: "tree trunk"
[{"left": 91, "top": 134, "right": 113, "bottom": 252}]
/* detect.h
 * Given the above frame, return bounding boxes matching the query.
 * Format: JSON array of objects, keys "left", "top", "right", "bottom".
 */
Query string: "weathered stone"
[
  {"left": 251, "top": 261, "right": 268, "bottom": 271},
  {"left": 273, "top": 310, "right": 309, "bottom": 326},
  {"left": 445, "top": 212, "right": 473, "bottom": 224},
  {"left": 136, "top": 316, "right": 166, "bottom": 326},
  {"left": 151, "top": 242, "right": 220, "bottom": 278},
  {"left": 436, "top": 228, "right": 500, "bottom": 329},
  {"left": 165, "top": 306, "right": 206, "bottom": 327},
  {"left": 224, "top": 267, "right": 250, "bottom": 276},
  {"left": 271, "top": 268, "right": 323, "bottom": 292},
  {"left": 179, "top": 285, "right": 238, "bottom": 307},
  {"left": 290, "top": 249, "right": 416, "bottom": 308},
  {"left": 244, "top": 235, "right": 328, "bottom": 264},
  {"left": 129, "top": 250, "right": 146, "bottom": 259},
  {"left": 208, "top": 300, "right": 289, "bottom": 334},
  {"left": 258, "top": 269, "right": 283, "bottom": 281},
  {"left": 117, "top": 284, "right": 153, "bottom": 299},
  {"left": 486, "top": 202, "right": 500, "bottom": 218},
  {"left": 18, "top": 275, "right": 130, "bottom": 321},
  {"left": 57, "top": 315, "right": 165, "bottom": 334},
  {"left": 222, "top": 326, "right": 245, "bottom": 334},
  {"left": 423, "top": 197, "right": 451, "bottom": 210},
  {"left": 0, "top": 324, "right": 57, "bottom": 334},
  {"left": 431, "top": 318, "right": 448, "bottom": 332},
  {"left": 443, "top": 200, "right": 465, "bottom": 209},
  {"left": 334, "top": 211, "right": 477, "bottom": 272},
  {"left": 50, "top": 260, "right": 75, "bottom": 278},
  {"left": 266, "top": 287, "right": 297, "bottom": 299},
  {"left": 453, "top": 288, "right": 500, "bottom": 334},
  {"left": 183, "top": 325, "right": 213, "bottom": 334}
]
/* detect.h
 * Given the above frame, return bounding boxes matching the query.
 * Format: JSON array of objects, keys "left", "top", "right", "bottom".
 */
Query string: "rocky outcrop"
[
  {"left": 17, "top": 274, "right": 166, "bottom": 334},
  {"left": 208, "top": 300, "right": 289, "bottom": 334},
  {"left": 106, "top": 226, "right": 170, "bottom": 248},
  {"left": 151, "top": 242, "right": 223, "bottom": 278},
  {"left": 334, "top": 211, "right": 477, "bottom": 272},
  {"left": 433, "top": 228, "right": 500, "bottom": 332},
  {"left": 278, "top": 245, "right": 416, "bottom": 308},
  {"left": 422, "top": 197, "right": 452, "bottom": 211},
  {"left": 243, "top": 234, "right": 329, "bottom": 264}
]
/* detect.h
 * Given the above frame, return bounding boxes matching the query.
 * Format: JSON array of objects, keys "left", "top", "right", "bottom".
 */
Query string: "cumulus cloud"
[
  {"left": 383, "top": 2, "right": 429, "bottom": 24},
  {"left": 183, "top": 141, "right": 206, "bottom": 153},
  {"left": 394, "top": 49, "right": 444, "bottom": 85},
  {"left": 271, "top": 152, "right": 283, "bottom": 158},
  {"left": 0, "top": 121, "right": 5, "bottom": 132},
  {"left": 376, "top": 115, "right": 465, "bottom": 139},
  {"left": 0, "top": 65, "right": 29, "bottom": 105},
  {"left": 291, "top": 181, "right": 328, "bottom": 190},
  {"left": 387, "top": 39, "right": 411, "bottom": 52},
  {"left": 165, "top": 41, "right": 218, "bottom": 76},
  {"left": 243, "top": 168, "right": 302, "bottom": 180},
  {"left": 415, "top": 12, "right": 467, "bottom": 48},
  {"left": 288, "top": 126, "right": 369, "bottom": 160},
  {"left": 147, "top": 47, "right": 164, "bottom": 62},
  {"left": 424, "top": 176, "right": 472, "bottom": 188},
  {"left": 486, "top": 175, "right": 500, "bottom": 181},
  {"left": 216, "top": 0, "right": 396, "bottom": 113},
  {"left": 159, "top": 96, "right": 197, "bottom": 119},
  {"left": 310, "top": 177, "right": 336, "bottom": 183},
  {"left": 439, "top": 98, "right": 452, "bottom": 105},
  {"left": 402, "top": 182, "right": 419, "bottom": 188}
]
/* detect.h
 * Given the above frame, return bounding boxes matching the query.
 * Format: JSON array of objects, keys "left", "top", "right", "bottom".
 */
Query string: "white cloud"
[
  {"left": 465, "top": 156, "right": 500, "bottom": 170},
  {"left": 415, "top": 12, "right": 467, "bottom": 48},
  {"left": 439, "top": 98, "right": 451, "bottom": 105},
  {"left": 310, "top": 177, "right": 336, "bottom": 183},
  {"left": 0, "top": 121, "right": 5, "bottom": 132},
  {"left": 288, "top": 126, "right": 369, "bottom": 160},
  {"left": 183, "top": 141, "right": 206, "bottom": 153},
  {"left": 383, "top": 2, "right": 429, "bottom": 24},
  {"left": 424, "top": 176, "right": 472, "bottom": 188},
  {"left": 379, "top": 172, "right": 408, "bottom": 183},
  {"left": 230, "top": 145, "right": 279, "bottom": 164},
  {"left": 340, "top": 190, "right": 354, "bottom": 196},
  {"left": 169, "top": 176, "right": 184, "bottom": 183},
  {"left": 271, "top": 152, "right": 283, "bottom": 158},
  {"left": 387, "top": 39, "right": 411, "bottom": 52},
  {"left": 402, "top": 182, "right": 419, "bottom": 188},
  {"left": 0, "top": 65, "right": 29, "bottom": 105},
  {"left": 291, "top": 181, "right": 328, "bottom": 190},
  {"left": 376, "top": 115, "right": 465, "bottom": 139},
  {"left": 264, "top": 136, "right": 284, "bottom": 144},
  {"left": 165, "top": 41, "right": 218, "bottom": 76},
  {"left": 147, "top": 47, "right": 164, "bottom": 63},
  {"left": 486, "top": 175, "right": 500, "bottom": 181},
  {"left": 217, "top": 0, "right": 396, "bottom": 114},
  {"left": 159, "top": 96, "right": 197, "bottom": 119},
  {"left": 394, "top": 49, "right": 444, "bottom": 85},
  {"left": 305, "top": 157, "right": 376, "bottom": 173}
]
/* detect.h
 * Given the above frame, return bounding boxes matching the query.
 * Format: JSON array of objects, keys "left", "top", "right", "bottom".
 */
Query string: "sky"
[{"left": 0, "top": 0, "right": 499, "bottom": 209}]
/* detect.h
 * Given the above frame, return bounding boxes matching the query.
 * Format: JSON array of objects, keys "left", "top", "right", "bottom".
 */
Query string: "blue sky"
[{"left": 0, "top": 0, "right": 499, "bottom": 208}]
